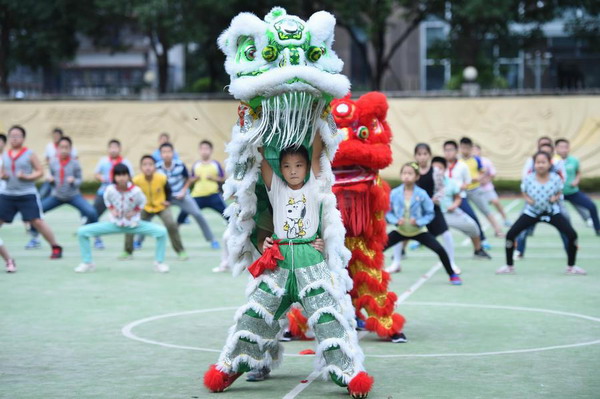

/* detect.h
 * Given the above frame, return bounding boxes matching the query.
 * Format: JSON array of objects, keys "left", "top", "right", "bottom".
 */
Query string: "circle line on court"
[{"left": 121, "top": 302, "right": 600, "bottom": 358}]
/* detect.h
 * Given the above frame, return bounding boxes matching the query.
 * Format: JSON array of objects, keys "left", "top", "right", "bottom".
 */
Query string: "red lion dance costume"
[{"left": 288, "top": 92, "right": 406, "bottom": 341}]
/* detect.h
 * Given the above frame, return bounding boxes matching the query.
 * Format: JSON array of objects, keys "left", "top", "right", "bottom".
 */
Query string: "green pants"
[{"left": 216, "top": 238, "right": 360, "bottom": 386}]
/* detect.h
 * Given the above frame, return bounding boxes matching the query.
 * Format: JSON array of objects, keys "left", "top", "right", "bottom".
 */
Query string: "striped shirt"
[{"left": 156, "top": 159, "right": 189, "bottom": 194}]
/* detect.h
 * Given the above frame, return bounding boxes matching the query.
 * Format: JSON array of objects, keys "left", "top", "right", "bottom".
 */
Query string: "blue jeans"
[
  {"left": 459, "top": 198, "right": 486, "bottom": 240},
  {"left": 565, "top": 191, "right": 600, "bottom": 231},
  {"left": 42, "top": 195, "right": 98, "bottom": 223},
  {"left": 177, "top": 193, "right": 227, "bottom": 223}
]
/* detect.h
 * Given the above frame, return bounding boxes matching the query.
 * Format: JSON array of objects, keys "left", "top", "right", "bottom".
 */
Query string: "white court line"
[
  {"left": 461, "top": 199, "right": 520, "bottom": 246},
  {"left": 282, "top": 262, "right": 443, "bottom": 399},
  {"left": 122, "top": 307, "right": 238, "bottom": 353}
]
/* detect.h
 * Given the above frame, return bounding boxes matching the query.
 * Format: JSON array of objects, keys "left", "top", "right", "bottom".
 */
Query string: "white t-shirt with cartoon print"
[{"left": 267, "top": 173, "right": 320, "bottom": 240}]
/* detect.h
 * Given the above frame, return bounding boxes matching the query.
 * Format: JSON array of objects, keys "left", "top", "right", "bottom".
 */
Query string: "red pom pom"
[
  {"left": 348, "top": 372, "right": 374, "bottom": 398},
  {"left": 203, "top": 364, "right": 241, "bottom": 393}
]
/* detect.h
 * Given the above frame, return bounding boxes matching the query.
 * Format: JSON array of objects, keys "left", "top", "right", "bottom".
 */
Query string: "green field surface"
[{"left": 1, "top": 199, "right": 599, "bottom": 399}]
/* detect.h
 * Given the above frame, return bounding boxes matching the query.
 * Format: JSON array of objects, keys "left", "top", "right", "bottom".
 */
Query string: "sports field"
[{"left": 1, "top": 198, "right": 599, "bottom": 399}]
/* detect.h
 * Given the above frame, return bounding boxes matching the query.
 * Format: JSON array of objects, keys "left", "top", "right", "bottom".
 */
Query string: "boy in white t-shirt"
[{"left": 204, "top": 136, "right": 373, "bottom": 396}]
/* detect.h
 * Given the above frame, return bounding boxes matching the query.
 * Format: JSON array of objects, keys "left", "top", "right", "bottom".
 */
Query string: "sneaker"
[
  {"left": 390, "top": 332, "right": 407, "bottom": 343},
  {"left": 279, "top": 331, "right": 293, "bottom": 342},
  {"left": 50, "top": 245, "right": 63, "bottom": 259},
  {"left": 212, "top": 264, "right": 230, "bottom": 273},
  {"left": 24, "top": 238, "right": 41, "bottom": 249},
  {"left": 118, "top": 252, "right": 133, "bottom": 260},
  {"left": 5, "top": 259, "right": 16, "bottom": 273},
  {"left": 409, "top": 241, "right": 421, "bottom": 250},
  {"left": 133, "top": 240, "right": 142, "bottom": 250},
  {"left": 496, "top": 265, "right": 515, "bottom": 274},
  {"left": 451, "top": 263, "right": 462, "bottom": 275},
  {"left": 356, "top": 318, "right": 367, "bottom": 331},
  {"left": 513, "top": 250, "right": 524, "bottom": 261},
  {"left": 246, "top": 367, "right": 270, "bottom": 382},
  {"left": 385, "top": 263, "right": 401, "bottom": 273},
  {"left": 75, "top": 263, "right": 95, "bottom": 273},
  {"left": 94, "top": 238, "right": 105, "bottom": 250},
  {"left": 474, "top": 248, "right": 492, "bottom": 259},
  {"left": 565, "top": 266, "right": 587, "bottom": 275},
  {"left": 449, "top": 274, "right": 462, "bottom": 285},
  {"left": 154, "top": 262, "right": 170, "bottom": 273},
  {"left": 210, "top": 240, "right": 221, "bottom": 250},
  {"left": 177, "top": 251, "right": 189, "bottom": 261},
  {"left": 482, "top": 240, "right": 492, "bottom": 250}
]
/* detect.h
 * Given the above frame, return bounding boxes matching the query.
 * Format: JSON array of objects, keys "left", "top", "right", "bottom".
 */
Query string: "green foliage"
[
  {"left": 187, "top": 77, "right": 212, "bottom": 93},
  {"left": 0, "top": 0, "right": 93, "bottom": 93},
  {"left": 426, "top": 0, "right": 597, "bottom": 90}
]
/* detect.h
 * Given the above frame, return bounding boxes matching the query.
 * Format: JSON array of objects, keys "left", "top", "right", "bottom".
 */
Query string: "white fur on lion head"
[{"left": 218, "top": 7, "right": 350, "bottom": 101}]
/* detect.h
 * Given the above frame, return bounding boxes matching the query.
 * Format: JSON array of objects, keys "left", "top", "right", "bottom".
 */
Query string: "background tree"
[{"left": 0, "top": 0, "right": 88, "bottom": 94}]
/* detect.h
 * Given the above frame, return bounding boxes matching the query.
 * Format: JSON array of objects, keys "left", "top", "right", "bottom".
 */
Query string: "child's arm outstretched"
[{"left": 258, "top": 147, "right": 274, "bottom": 190}]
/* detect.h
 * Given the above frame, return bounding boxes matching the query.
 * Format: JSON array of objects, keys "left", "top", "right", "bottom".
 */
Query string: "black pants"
[
  {"left": 427, "top": 205, "right": 448, "bottom": 236},
  {"left": 385, "top": 230, "right": 455, "bottom": 277},
  {"left": 506, "top": 213, "right": 577, "bottom": 266}
]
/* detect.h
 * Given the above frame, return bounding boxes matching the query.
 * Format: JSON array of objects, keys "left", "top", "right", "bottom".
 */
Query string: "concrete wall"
[{"left": 1, "top": 96, "right": 599, "bottom": 180}]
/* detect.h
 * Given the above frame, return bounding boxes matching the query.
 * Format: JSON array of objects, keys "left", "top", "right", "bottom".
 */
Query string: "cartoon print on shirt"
[{"left": 283, "top": 194, "right": 308, "bottom": 238}]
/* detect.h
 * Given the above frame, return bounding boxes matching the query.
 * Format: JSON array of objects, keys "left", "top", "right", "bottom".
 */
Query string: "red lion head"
[{"left": 331, "top": 92, "right": 393, "bottom": 172}]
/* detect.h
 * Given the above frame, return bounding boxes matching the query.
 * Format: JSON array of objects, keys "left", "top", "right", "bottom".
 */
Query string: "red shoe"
[
  {"left": 50, "top": 245, "right": 63, "bottom": 259},
  {"left": 203, "top": 364, "right": 242, "bottom": 393},
  {"left": 348, "top": 372, "right": 374, "bottom": 398}
]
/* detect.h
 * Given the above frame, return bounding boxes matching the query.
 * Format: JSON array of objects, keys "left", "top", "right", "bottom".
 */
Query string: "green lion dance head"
[{"left": 218, "top": 7, "right": 350, "bottom": 150}]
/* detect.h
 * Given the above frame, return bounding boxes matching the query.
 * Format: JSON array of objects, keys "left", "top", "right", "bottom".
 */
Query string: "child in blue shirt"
[
  {"left": 497, "top": 151, "right": 584, "bottom": 275},
  {"left": 384, "top": 162, "right": 461, "bottom": 285}
]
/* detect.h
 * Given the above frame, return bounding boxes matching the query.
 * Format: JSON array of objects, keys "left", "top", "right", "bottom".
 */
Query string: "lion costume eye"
[
  {"left": 262, "top": 45, "right": 279, "bottom": 62},
  {"left": 244, "top": 45, "right": 257, "bottom": 61},
  {"left": 307, "top": 46, "right": 323, "bottom": 62},
  {"left": 357, "top": 126, "right": 369, "bottom": 140}
]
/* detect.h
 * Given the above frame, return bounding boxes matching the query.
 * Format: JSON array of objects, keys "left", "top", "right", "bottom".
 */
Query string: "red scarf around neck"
[
  {"left": 109, "top": 156, "right": 123, "bottom": 181},
  {"left": 59, "top": 156, "right": 71, "bottom": 185},
  {"left": 8, "top": 147, "right": 28, "bottom": 174},
  {"left": 447, "top": 160, "right": 457, "bottom": 178}
]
